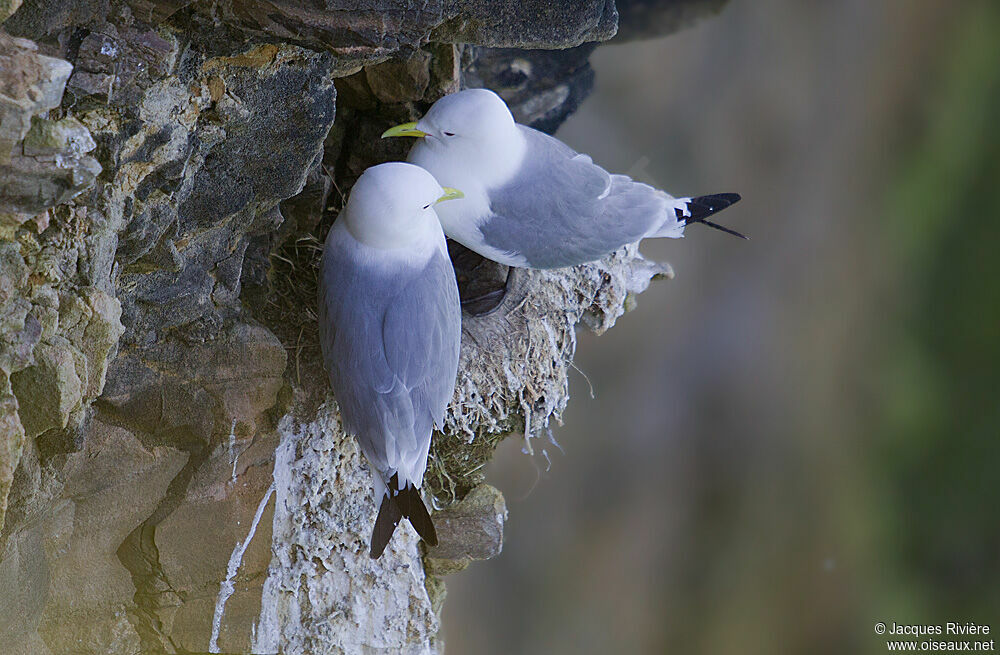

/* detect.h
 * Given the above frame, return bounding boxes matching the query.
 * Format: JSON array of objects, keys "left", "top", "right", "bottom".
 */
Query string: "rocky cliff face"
[{"left": 0, "top": 1, "right": 724, "bottom": 653}]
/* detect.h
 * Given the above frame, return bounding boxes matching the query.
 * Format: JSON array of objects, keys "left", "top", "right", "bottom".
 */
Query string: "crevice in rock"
[{"left": 115, "top": 438, "right": 206, "bottom": 654}]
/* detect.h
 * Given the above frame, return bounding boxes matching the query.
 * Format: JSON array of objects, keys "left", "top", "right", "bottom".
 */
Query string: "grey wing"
[
  {"left": 318, "top": 229, "right": 398, "bottom": 472},
  {"left": 379, "top": 249, "right": 462, "bottom": 474},
  {"left": 479, "top": 126, "right": 670, "bottom": 268},
  {"left": 318, "top": 234, "right": 460, "bottom": 482}
]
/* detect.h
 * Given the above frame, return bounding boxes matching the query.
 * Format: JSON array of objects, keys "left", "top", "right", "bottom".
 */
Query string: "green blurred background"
[{"left": 443, "top": 1, "right": 1000, "bottom": 653}]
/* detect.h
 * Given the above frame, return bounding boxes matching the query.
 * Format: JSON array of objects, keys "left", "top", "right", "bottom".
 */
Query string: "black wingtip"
[
  {"left": 370, "top": 493, "right": 403, "bottom": 559},
  {"left": 370, "top": 475, "right": 438, "bottom": 558},
  {"left": 397, "top": 483, "right": 438, "bottom": 547},
  {"left": 686, "top": 193, "right": 742, "bottom": 217},
  {"left": 706, "top": 192, "right": 742, "bottom": 206},
  {"left": 679, "top": 193, "right": 746, "bottom": 240}
]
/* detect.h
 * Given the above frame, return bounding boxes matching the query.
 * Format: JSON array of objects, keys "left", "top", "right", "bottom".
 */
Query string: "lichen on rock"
[{"left": 0, "top": 29, "right": 117, "bottom": 535}]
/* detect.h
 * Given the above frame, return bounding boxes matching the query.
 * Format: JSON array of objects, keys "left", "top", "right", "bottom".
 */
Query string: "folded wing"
[{"left": 479, "top": 126, "right": 670, "bottom": 268}]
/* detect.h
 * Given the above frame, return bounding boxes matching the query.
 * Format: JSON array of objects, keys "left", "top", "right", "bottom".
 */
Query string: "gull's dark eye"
[
  {"left": 422, "top": 204, "right": 431, "bottom": 210},
  {"left": 443, "top": 131, "right": 455, "bottom": 137}
]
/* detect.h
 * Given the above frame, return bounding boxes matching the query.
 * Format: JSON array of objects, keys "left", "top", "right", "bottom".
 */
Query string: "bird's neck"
[
  {"left": 342, "top": 211, "right": 443, "bottom": 257},
  {"left": 477, "top": 125, "right": 527, "bottom": 189}
]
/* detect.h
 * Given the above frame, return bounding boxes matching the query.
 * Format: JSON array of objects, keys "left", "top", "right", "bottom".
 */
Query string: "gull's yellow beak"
[
  {"left": 436, "top": 187, "right": 464, "bottom": 203},
  {"left": 381, "top": 122, "right": 428, "bottom": 138}
]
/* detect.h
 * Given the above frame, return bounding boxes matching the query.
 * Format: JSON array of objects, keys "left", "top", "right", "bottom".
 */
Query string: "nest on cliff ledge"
[{"left": 429, "top": 246, "right": 672, "bottom": 503}]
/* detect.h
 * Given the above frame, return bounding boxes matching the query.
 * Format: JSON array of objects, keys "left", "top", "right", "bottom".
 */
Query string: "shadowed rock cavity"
[
  {"left": 447, "top": 241, "right": 511, "bottom": 316},
  {"left": 0, "top": 0, "right": 724, "bottom": 652}
]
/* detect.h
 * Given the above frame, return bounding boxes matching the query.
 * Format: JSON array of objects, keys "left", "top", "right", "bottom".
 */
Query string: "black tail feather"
[
  {"left": 678, "top": 193, "right": 748, "bottom": 240},
  {"left": 369, "top": 474, "right": 438, "bottom": 559},
  {"left": 370, "top": 493, "right": 403, "bottom": 559},
  {"left": 396, "top": 484, "right": 438, "bottom": 547}
]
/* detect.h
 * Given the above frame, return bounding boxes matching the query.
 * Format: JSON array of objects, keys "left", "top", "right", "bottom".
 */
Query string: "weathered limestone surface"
[{"left": 0, "top": 1, "right": 726, "bottom": 653}]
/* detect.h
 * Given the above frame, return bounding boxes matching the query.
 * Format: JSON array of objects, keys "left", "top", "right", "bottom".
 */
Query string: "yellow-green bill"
[
  {"left": 381, "top": 122, "right": 428, "bottom": 138},
  {"left": 437, "top": 187, "right": 464, "bottom": 203}
]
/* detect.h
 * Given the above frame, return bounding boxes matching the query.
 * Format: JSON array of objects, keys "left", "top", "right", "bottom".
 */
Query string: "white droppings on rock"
[
  {"left": 254, "top": 406, "right": 438, "bottom": 655},
  {"left": 209, "top": 483, "right": 275, "bottom": 653},
  {"left": 227, "top": 419, "right": 239, "bottom": 484}
]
